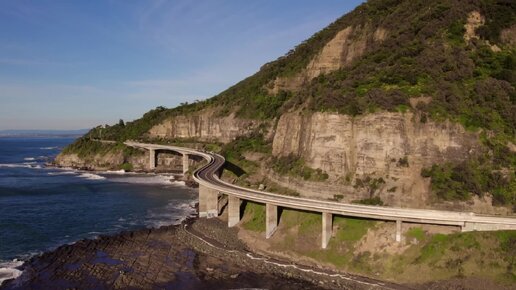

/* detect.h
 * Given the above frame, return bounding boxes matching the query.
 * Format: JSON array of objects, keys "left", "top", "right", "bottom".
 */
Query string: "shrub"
[
  {"left": 421, "top": 160, "right": 515, "bottom": 206},
  {"left": 271, "top": 154, "right": 329, "bottom": 182}
]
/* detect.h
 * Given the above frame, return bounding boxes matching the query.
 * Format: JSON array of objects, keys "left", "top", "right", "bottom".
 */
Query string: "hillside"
[{"left": 58, "top": 0, "right": 515, "bottom": 212}]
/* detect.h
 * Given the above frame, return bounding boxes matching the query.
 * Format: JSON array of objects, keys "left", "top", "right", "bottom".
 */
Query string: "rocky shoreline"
[{"left": 0, "top": 215, "right": 405, "bottom": 290}]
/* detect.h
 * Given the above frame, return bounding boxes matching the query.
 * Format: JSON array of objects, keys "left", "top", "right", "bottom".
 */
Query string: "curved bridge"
[{"left": 125, "top": 141, "right": 516, "bottom": 249}]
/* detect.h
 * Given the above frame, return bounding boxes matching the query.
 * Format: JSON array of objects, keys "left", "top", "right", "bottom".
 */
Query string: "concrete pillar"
[
  {"left": 149, "top": 149, "right": 156, "bottom": 169},
  {"left": 228, "top": 195, "right": 241, "bottom": 227},
  {"left": 199, "top": 185, "right": 218, "bottom": 218},
  {"left": 396, "top": 220, "right": 402, "bottom": 243},
  {"left": 322, "top": 212, "right": 332, "bottom": 249},
  {"left": 182, "top": 153, "right": 189, "bottom": 174},
  {"left": 266, "top": 204, "right": 278, "bottom": 239}
]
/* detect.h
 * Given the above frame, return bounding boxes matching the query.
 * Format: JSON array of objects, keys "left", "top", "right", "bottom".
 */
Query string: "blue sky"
[{"left": 0, "top": 0, "right": 363, "bottom": 130}]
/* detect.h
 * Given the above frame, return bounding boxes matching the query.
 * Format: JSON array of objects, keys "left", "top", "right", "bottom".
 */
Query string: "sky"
[{"left": 0, "top": 0, "right": 363, "bottom": 130}]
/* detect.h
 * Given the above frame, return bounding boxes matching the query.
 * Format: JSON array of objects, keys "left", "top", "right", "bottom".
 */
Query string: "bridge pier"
[
  {"left": 149, "top": 149, "right": 156, "bottom": 170},
  {"left": 322, "top": 212, "right": 332, "bottom": 249},
  {"left": 396, "top": 220, "right": 402, "bottom": 243},
  {"left": 182, "top": 154, "right": 189, "bottom": 174},
  {"left": 199, "top": 185, "right": 218, "bottom": 218},
  {"left": 266, "top": 204, "right": 278, "bottom": 239},
  {"left": 228, "top": 196, "right": 241, "bottom": 227}
]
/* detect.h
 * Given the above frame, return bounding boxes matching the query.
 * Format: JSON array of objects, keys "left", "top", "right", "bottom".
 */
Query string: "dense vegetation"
[
  {"left": 74, "top": 0, "right": 514, "bottom": 142},
  {"left": 422, "top": 159, "right": 515, "bottom": 208},
  {"left": 61, "top": 138, "right": 140, "bottom": 159}
]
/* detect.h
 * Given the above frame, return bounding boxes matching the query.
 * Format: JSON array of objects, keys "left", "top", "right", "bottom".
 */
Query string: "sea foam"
[
  {"left": 145, "top": 201, "right": 197, "bottom": 228},
  {"left": 77, "top": 173, "right": 106, "bottom": 180},
  {"left": 0, "top": 259, "right": 23, "bottom": 286},
  {"left": 0, "top": 163, "right": 42, "bottom": 169}
]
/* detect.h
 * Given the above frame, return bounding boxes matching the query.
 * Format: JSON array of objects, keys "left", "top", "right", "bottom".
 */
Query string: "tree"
[{"left": 118, "top": 119, "right": 125, "bottom": 127}]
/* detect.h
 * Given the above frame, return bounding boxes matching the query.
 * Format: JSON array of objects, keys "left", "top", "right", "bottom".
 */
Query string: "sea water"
[{"left": 0, "top": 137, "right": 197, "bottom": 284}]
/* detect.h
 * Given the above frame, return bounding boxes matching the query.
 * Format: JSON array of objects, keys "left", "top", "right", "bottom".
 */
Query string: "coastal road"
[{"left": 125, "top": 141, "right": 516, "bottom": 232}]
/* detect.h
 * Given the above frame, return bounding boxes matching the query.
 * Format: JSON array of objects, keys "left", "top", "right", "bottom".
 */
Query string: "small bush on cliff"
[
  {"left": 421, "top": 160, "right": 515, "bottom": 206},
  {"left": 271, "top": 154, "right": 329, "bottom": 181}
]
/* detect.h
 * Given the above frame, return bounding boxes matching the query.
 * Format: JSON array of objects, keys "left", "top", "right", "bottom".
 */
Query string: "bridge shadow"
[{"left": 223, "top": 160, "right": 246, "bottom": 177}]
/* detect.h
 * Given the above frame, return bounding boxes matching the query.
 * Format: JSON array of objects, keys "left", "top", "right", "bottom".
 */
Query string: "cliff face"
[
  {"left": 54, "top": 151, "right": 147, "bottom": 171},
  {"left": 271, "top": 111, "right": 484, "bottom": 209},
  {"left": 147, "top": 110, "right": 260, "bottom": 144}
]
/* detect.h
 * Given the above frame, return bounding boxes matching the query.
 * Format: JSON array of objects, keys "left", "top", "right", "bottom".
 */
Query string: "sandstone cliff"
[
  {"left": 147, "top": 110, "right": 261, "bottom": 144},
  {"left": 270, "top": 111, "right": 489, "bottom": 210},
  {"left": 54, "top": 150, "right": 147, "bottom": 171},
  {"left": 269, "top": 24, "right": 387, "bottom": 94}
]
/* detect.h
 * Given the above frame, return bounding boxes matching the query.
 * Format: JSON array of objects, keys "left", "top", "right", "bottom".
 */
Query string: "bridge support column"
[
  {"left": 396, "top": 220, "right": 402, "bottom": 243},
  {"left": 149, "top": 149, "right": 156, "bottom": 170},
  {"left": 228, "top": 196, "right": 241, "bottom": 227},
  {"left": 322, "top": 212, "right": 332, "bottom": 249},
  {"left": 182, "top": 154, "right": 189, "bottom": 174},
  {"left": 266, "top": 204, "right": 278, "bottom": 239},
  {"left": 199, "top": 185, "right": 218, "bottom": 218}
]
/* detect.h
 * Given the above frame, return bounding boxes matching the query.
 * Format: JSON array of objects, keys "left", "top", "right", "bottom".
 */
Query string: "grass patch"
[
  {"left": 406, "top": 227, "right": 426, "bottom": 241},
  {"left": 279, "top": 209, "right": 321, "bottom": 234},
  {"left": 242, "top": 202, "right": 266, "bottom": 232},
  {"left": 334, "top": 216, "right": 377, "bottom": 243}
]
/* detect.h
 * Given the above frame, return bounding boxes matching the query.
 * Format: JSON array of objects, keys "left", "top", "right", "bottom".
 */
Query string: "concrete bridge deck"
[{"left": 125, "top": 141, "right": 516, "bottom": 248}]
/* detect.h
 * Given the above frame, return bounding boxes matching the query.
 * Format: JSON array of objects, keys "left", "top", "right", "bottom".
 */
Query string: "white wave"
[
  {"left": 105, "top": 169, "right": 126, "bottom": 174},
  {"left": 77, "top": 173, "right": 106, "bottom": 180},
  {"left": 23, "top": 157, "right": 35, "bottom": 161},
  {"left": 0, "top": 163, "right": 42, "bottom": 169},
  {"left": 145, "top": 201, "right": 197, "bottom": 228},
  {"left": 108, "top": 174, "right": 176, "bottom": 185},
  {"left": 0, "top": 164, "right": 27, "bottom": 168},
  {"left": 40, "top": 146, "right": 58, "bottom": 150},
  {"left": 0, "top": 259, "right": 23, "bottom": 286},
  {"left": 47, "top": 171, "right": 76, "bottom": 176}
]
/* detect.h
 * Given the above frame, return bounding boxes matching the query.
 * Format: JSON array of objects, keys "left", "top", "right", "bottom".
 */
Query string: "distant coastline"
[{"left": 0, "top": 129, "right": 88, "bottom": 138}]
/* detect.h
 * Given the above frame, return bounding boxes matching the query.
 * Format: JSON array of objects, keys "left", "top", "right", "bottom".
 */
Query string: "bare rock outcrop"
[
  {"left": 54, "top": 151, "right": 147, "bottom": 171},
  {"left": 269, "top": 25, "right": 387, "bottom": 94},
  {"left": 148, "top": 110, "right": 260, "bottom": 144}
]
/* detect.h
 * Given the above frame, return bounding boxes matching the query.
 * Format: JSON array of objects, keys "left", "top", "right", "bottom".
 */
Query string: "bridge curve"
[{"left": 125, "top": 141, "right": 516, "bottom": 248}]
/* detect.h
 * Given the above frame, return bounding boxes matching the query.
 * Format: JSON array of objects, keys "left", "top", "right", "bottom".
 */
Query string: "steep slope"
[{"left": 57, "top": 0, "right": 515, "bottom": 212}]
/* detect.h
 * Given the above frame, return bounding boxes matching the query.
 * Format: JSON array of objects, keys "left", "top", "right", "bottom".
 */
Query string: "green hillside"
[
  {"left": 62, "top": 0, "right": 515, "bottom": 207},
  {"left": 84, "top": 0, "right": 514, "bottom": 139}
]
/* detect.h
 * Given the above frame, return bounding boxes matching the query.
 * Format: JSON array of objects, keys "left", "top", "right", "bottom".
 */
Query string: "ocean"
[{"left": 0, "top": 137, "right": 197, "bottom": 284}]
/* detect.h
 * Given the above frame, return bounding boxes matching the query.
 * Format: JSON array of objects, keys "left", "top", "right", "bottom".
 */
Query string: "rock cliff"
[
  {"left": 270, "top": 111, "right": 484, "bottom": 209},
  {"left": 147, "top": 110, "right": 261, "bottom": 144},
  {"left": 269, "top": 24, "right": 387, "bottom": 94},
  {"left": 54, "top": 150, "right": 147, "bottom": 171}
]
